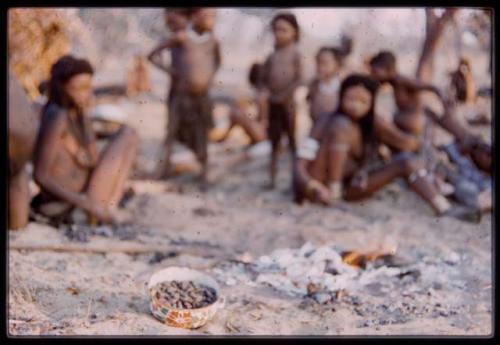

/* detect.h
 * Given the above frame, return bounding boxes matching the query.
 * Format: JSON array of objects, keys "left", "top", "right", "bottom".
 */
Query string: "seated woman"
[
  {"left": 293, "top": 74, "right": 480, "bottom": 222},
  {"left": 32, "top": 55, "right": 138, "bottom": 226}
]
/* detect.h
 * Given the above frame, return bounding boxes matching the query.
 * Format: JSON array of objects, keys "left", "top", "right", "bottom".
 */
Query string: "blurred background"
[{"left": 8, "top": 7, "right": 492, "bottom": 102}]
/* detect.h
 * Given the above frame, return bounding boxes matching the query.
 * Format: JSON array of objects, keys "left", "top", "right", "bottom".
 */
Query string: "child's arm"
[
  {"left": 33, "top": 111, "right": 112, "bottom": 221},
  {"left": 147, "top": 40, "right": 174, "bottom": 75},
  {"left": 400, "top": 75, "right": 443, "bottom": 100},
  {"left": 148, "top": 33, "right": 186, "bottom": 75},
  {"left": 374, "top": 115, "right": 421, "bottom": 152},
  {"left": 424, "top": 103, "right": 485, "bottom": 153}
]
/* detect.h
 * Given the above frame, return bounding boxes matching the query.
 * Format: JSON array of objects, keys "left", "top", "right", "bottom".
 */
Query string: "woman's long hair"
[
  {"left": 45, "top": 55, "right": 94, "bottom": 111},
  {"left": 43, "top": 55, "right": 94, "bottom": 148},
  {"left": 335, "top": 74, "right": 380, "bottom": 161}
]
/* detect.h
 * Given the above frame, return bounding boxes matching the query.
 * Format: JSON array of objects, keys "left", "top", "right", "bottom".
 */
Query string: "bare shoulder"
[
  {"left": 40, "top": 104, "right": 68, "bottom": 131},
  {"left": 331, "top": 114, "right": 356, "bottom": 130}
]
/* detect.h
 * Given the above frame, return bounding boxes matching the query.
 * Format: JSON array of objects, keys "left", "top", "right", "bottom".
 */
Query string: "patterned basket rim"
[{"left": 149, "top": 290, "right": 223, "bottom": 313}]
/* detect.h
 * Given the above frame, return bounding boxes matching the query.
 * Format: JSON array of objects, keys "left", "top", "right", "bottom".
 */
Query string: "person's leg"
[
  {"left": 198, "top": 141, "right": 209, "bottom": 190},
  {"left": 470, "top": 145, "right": 491, "bottom": 174},
  {"left": 292, "top": 167, "right": 306, "bottom": 204},
  {"left": 344, "top": 155, "right": 411, "bottom": 201},
  {"left": 346, "top": 152, "right": 480, "bottom": 221},
  {"left": 229, "top": 106, "right": 267, "bottom": 144},
  {"left": 197, "top": 95, "right": 213, "bottom": 190},
  {"left": 9, "top": 168, "right": 30, "bottom": 230},
  {"left": 86, "top": 125, "right": 139, "bottom": 212},
  {"left": 267, "top": 103, "right": 282, "bottom": 189},
  {"left": 285, "top": 102, "right": 297, "bottom": 155},
  {"left": 344, "top": 153, "right": 445, "bottom": 212},
  {"left": 325, "top": 118, "right": 359, "bottom": 199},
  {"left": 154, "top": 98, "right": 179, "bottom": 179}
]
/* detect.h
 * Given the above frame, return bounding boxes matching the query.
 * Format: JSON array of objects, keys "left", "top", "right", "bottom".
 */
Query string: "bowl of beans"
[{"left": 146, "top": 267, "right": 224, "bottom": 329}]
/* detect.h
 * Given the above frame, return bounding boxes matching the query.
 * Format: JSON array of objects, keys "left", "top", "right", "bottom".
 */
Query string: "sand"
[{"left": 8, "top": 92, "right": 492, "bottom": 336}]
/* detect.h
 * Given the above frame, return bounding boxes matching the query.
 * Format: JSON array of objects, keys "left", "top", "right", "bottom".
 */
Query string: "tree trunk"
[{"left": 416, "top": 8, "right": 458, "bottom": 83}]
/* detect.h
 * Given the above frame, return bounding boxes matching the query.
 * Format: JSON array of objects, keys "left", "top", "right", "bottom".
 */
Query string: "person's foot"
[
  {"left": 442, "top": 205, "right": 481, "bottom": 223},
  {"left": 118, "top": 187, "right": 136, "bottom": 208},
  {"left": 478, "top": 188, "right": 492, "bottom": 212}
]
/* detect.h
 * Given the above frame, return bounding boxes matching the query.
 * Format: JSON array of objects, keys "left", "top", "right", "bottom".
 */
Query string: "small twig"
[
  {"left": 9, "top": 320, "right": 28, "bottom": 324},
  {"left": 85, "top": 297, "right": 94, "bottom": 322},
  {"left": 9, "top": 241, "right": 233, "bottom": 260}
]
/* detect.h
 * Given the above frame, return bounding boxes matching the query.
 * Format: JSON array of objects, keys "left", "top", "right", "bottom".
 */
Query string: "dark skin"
[
  {"left": 294, "top": 85, "right": 444, "bottom": 214},
  {"left": 34, "top": 73, "right": 138, "bottom": 224},
  {"left": 264, "top": 18, "right": 302, "bottom": 188},
  {"left": 370, "top": 64, "right": 444, "bottom": 138},
  {"left": 147, "top": 11, "right": 189, "bottom": 78},
  {"left": 216, "top": 95, "right": 268, "bottom": 145},
  {"left": 425, "top": 101, "right": 491, "bottom": 174},
  {"left": 8, "top": 71, "right": 39, "bottom": 229},
  {"left": 148, "top": 11, "right": 189, "bottom": 180},
  {"left": 149, "top": 8, "right": 221, "bottom": 186},
  {"left": 371, "top": 60, "right": 490, "bottom": 174}
]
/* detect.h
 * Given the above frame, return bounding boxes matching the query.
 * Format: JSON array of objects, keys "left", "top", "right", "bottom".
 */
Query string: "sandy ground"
[{"left": 8, "top": 90, "right": 493, "bottom": 336}]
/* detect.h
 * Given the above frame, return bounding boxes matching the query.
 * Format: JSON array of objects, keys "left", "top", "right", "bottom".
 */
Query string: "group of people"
[{"left": 8, "top": 8, "right": 492, "bottom": 230}]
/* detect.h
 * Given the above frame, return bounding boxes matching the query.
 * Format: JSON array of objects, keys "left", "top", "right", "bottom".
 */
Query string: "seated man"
[{"left": 32, "top": 55, "right": 138, "bottom": 226}]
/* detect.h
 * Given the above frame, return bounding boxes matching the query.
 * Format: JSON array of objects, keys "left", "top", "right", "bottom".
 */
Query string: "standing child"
[
  {"left": 307, "top": 36, "right": 352, "bottom": 124},
  {"left": 263, "top": 12, "right": 303, "bottom": 189},
  {"left": 308, "top": 49, "right": 342, "bottom": 124},
  {"left": 147, "top": 8, "right": 191, "bottom": 179},
  {"left": 166, "top": 8, "right": 221, "bottom": 189}
]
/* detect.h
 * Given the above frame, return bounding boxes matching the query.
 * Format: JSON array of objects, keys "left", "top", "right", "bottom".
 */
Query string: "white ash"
[{"left": 212, "top": 242, "right": 419, "bottom": 298}]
